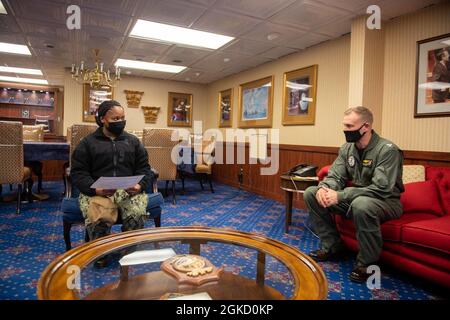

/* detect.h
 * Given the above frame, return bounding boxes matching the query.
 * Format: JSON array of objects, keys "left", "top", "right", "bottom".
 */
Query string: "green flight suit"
[{"left": 304, "top": 131, "right": 404, "bottom": 266}]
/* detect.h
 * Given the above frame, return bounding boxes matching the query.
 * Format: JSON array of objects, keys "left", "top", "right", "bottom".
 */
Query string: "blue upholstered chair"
[{"left": 61, "top": 185, "right": 163, "bottom": 251}]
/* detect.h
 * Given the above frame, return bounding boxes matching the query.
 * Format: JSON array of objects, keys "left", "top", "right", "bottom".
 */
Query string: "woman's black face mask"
[
  {"left": 344, "top": 123, "right": 366, "bottom": 143},
  {"left": 106, "top": 120, "right": 126, "bottom": 136}
]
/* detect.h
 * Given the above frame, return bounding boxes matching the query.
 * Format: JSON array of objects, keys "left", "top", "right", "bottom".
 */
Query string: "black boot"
[
  {"left": 121, "top": 215, "right": 145, "bottom": 232},
  {"left": 86, "top": 221, "right": 112, "bottom": 269}
]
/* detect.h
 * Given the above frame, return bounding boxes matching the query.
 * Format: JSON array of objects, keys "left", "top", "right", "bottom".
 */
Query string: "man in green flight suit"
[{"left": 304, "top": 106, "right": 404, "bottom": 282}]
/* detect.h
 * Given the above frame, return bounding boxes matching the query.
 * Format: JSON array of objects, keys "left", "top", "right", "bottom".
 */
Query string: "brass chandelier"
[{"left": 71, "top": 49, "right": 121, "bottom": 89}]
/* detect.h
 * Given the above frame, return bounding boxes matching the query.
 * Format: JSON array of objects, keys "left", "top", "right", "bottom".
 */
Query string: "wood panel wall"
[{"left": 212, "top": 142, "right": 450, "bottom": 209}]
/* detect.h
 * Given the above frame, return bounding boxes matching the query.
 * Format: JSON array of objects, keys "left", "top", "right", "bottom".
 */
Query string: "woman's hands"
[
  {"left": 126, "top": 184, "right": 142, "bottom": 196},
  {"left": 95, "top": 188, "right": 116, "bottom": 197},
  {"left": 95, "top": 184, "right": 141, "bottom": 197}
]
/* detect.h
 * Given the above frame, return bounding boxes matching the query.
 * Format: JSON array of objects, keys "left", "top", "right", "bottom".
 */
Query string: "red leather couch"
[{"left": 317, "top": 165, "right": 450, "bottom": 288}]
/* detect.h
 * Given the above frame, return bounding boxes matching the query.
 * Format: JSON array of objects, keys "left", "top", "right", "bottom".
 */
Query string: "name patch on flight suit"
[{"left": 362, "top": 159, "right": 373, "bottom": 167}]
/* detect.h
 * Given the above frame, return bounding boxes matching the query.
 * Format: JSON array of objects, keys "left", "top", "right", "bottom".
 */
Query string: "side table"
[{"left": 280, "top": 175, "right": 318, "bottom": 233}]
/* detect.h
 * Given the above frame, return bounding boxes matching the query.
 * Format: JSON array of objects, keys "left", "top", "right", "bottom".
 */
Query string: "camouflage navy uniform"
[{"left": 79, "top": 189, "right": 148, "bottom": 240}]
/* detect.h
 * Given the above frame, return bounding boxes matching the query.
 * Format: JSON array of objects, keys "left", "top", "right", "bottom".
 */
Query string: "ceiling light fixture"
[
  {"left": 0, "top": 66, "right": 43, "bottom": 75},
  {"left": 71, "top": 49, "right": 120, "bottom": 89},
  {"left": 130, "top": 19, "right": 234, "bottom": 50},
  {"left": 0, "top": 42, "right": 31, "bottom": 55},
  {"left": 115, "top": 58, "right": 186, "bottom": 73},
  {"left": 0, "top": 75, "right": 48, "bottom": 85}
]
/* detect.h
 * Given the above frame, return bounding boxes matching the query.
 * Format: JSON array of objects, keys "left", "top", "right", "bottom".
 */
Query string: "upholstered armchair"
[
  {"left": 127, "top": 130, "right": 143, "bottom": 141},
  {"left": 0, "top": 121, "right": 34, "bottom": 214},
  {"left": 143, "top": 128, "right": 179, "bottom": 204},
  {"left": 64, "top": 124, "right": 97, "bottom": 198},
  {"left": 179, "top": 138, "right": 216, "bottom": 193},
  {"left": 22, "top": 124, "right": 45, "bottom": 193}
]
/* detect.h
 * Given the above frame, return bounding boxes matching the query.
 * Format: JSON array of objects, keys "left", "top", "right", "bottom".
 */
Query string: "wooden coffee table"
[{"left": 38, "top": 227, "right": 327, "bottom": 300}]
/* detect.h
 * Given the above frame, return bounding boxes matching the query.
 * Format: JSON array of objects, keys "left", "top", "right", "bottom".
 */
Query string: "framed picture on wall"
[
  {"left": 218, "top": 88, "right": 233, "bottom": 128},
  {"left": 282, "top": 65, "right": 318, "bottom": 125},
  {"left": 83, "top": 84, "right": 114, "bottom": 122},
  {"left": 238, "top": 76, "right": 274, "bottom": 128},
  {"left": 167, "top": 92, "right": 193, "bottom": 127},
  {"left": 415, "top": 33, "right": 450, "bottom": 118}
]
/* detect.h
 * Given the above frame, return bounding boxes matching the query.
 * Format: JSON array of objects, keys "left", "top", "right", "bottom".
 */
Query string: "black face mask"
[
  {"left": 106, "top": 120, "right": 126, "bottom": 136},
  {"left": 344, "top": 123, "right": 366, "bottom": 143}
]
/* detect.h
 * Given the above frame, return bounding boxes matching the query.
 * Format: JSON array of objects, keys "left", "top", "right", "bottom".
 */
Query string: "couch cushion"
[
  {"left": 402, "top": 216, "right": 450, "bottom": 254},
  {"left": 335, "top": 213, "right": 437, "bottom": 242},
  {"left": 402, "top": 165, "right": 425, "bottom": 184},
  {"left": 148, "top": 192, "right": 164, "bottom": 209},
  {"left": 426, "top": 166, "right": 450, "bottom": 215},
  {"left": 61, "top": 198, "right": 84, "bottom": 223},
  {"left": 401, "top": 180, "right": 444, "bottom": 216}
]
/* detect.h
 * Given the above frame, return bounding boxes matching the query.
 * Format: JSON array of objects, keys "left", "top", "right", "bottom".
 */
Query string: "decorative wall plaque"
[
  {"left": 124, "top": 90, "right": 144, "bottom": 108},
  {"left": 161, "top": 254, "right": 223, "bottom": 286},
  {"left": 141, "top": 106, "right": 160, "bottom": 123}
]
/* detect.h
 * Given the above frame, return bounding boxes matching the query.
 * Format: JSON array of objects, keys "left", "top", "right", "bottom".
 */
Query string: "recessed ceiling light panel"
[
  {"left": 0, "top": 75, "right": 48, "bottom": 85},
  {"left": 130, "top": 19, "right": 234, "bottom": 50},
  {"left": 0, "top": 66, "right": 43, "bottom": 75},
  {"left": 0, "top": 1, "right": 7, "bottom": 15},
  {"left": 0, "top": 42, "right": 31, "bottom": 55},
  {"left": 115, "top": 58, "right": 186, "bottom": 73}
]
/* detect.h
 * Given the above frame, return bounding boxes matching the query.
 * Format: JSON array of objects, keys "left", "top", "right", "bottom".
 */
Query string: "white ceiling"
[{"left": 0, "top": 0, "right": 443, "bottom": 86}]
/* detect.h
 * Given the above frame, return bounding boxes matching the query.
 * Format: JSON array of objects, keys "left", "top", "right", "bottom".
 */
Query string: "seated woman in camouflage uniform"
[{"left": 70, "top": 100, "right": 154, "bottom": 245}]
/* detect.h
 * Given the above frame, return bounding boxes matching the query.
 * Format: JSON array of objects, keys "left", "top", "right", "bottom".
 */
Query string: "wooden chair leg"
[
  {"left": 179, "top": 171, "right": 185, "bottom": 195},
  {"left": 26, "top": 178, "right": 34, "bottom": 203},
  {"left": 63, "top": 220, "right": 72, "bottom": 251},
  {"left": 198, "top": 174, "right": 204, "bottom": 190},
  {"left": 36, "top": 161, "right": 43, "bottom": 193},
  {"left": 66, "top": 175, "right": 72, "bottom": 198},
  {"left": 62, "top": 162, "right": 69, "bottom": 196},
  {"left": 164, "top": 180, "right": 169, "bottom": 197},
  {"left": 16, "top": 184, "right": 22, "bottom": 214},
  {"left": 207, "top": 174, "right": 214, "bottom": 193},
  {"left": 154, "top": 215, "right": 161, "bottom": 228},
  {"left": 172, "top": 180, "right": 176, "bottom": 205}
]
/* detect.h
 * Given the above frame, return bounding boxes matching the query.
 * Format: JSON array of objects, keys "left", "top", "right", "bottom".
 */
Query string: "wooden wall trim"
[
  {"left": 212, "top": 142, "right": 450, "bottom": 210},
  {"left": 403, "top": 150, "right": 450, "bottom": 163},
  {"left": 217, "top": 141, "right": 450, "bottom": 161}
]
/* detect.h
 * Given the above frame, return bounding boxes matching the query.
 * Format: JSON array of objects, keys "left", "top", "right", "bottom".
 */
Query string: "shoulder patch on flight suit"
[
  {"left": 348, "top": 155, "right": 355, "bottom": 167},
  {"left": 362, "top": 159, "right": 373, "bottom": 167}
]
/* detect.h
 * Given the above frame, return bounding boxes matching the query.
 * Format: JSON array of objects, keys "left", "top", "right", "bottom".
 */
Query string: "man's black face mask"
[
  {"left": 344, "top": 123, "right": 366, "bottom": 143},
  {"left": 106, "top": 120, "right": 126, "bottom": 136}
]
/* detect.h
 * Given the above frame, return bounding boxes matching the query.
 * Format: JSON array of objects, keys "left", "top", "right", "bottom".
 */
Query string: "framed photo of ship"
[
  {"left": 218, "top": 88, "right": 233, "bottom": 128},
  {"left": 238, "top": 76, "right": 274, "bottom": 128},
  {"left": 282, "top": 65, "right": 318, "bottom": 125}
]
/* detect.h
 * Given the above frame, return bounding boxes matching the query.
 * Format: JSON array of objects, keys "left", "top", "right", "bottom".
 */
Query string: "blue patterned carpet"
[{"left": 0, "top": 179, "right": 447, "bottom": 300}]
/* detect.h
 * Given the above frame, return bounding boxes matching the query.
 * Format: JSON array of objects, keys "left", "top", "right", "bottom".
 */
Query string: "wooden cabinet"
[{"left": 0, "top": 83, "right": 63, "bottom": 136}]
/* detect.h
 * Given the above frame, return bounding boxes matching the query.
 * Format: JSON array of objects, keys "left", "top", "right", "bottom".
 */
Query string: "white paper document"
[
  {"left": 90, "top": 175, "right": 144, "bottom": 190},
  {"left": 119, "top": 248, "right": 177, "bottom": 266}
]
